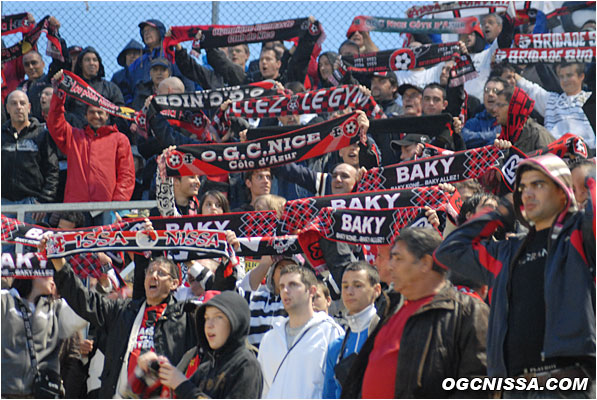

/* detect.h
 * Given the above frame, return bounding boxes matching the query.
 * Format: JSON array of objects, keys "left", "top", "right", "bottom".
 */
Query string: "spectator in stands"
[
  {"left": 132, "top": 57, "right": 172, "bottom": 110},
  {"left": 570, "top": 158, "right": 596, "bottom": 208},
  {"left": 338, "top": 39, "right": 359, "bottom": 58},
  {"left": 313, "top": 280, "right": 333, "bottom": 314},
  {"left": 234, "top": 169, "right": 272, "bottom": 211},
  {"left": 317, "top": 51, "right": 339, "bottom": 88},
  {"left": 1, "top": 90, "right": 59, "bottom": 223},
  {"left": 66, "top": 47, "right": 125, "bottom": 128},
  {"left": 111, "top": 39, "right": 144, "bottom": 106},
  {"left": 345, "top": 24, "right": 378, "bottom": 54},
  {"left": 493, "top": 86, "right": 555, "bottom": 153},
  {"left": 67, "top": 45, "right": 83, "bottom": 71},
  {"left": 435, "top": 154, "right": 595, "bottom": 397},
  {"left": 18, "top": 50, "right": 48, "bottom": 120},
  {"left": 136, "top": 291, "right": 263, "bottom": 398},
  {"left": 153, "top": 174, "right": 201, "bottom": 216},
  {"left": 1, "top": 276, "right": 87, "bottom": 397},
  {"left": 236, "top": 256, "right": 299, "bottom": 347},
  {"left": 323, "top": 261, "right": 381, "bottom": 398},
  {"left": 371, "top": 71, "right": 400, "bottom": 116},
  {"left": 48, "top": 70, "right": 135, "bottom": 204},
  {"left": 199, "top": 190, "right": 230, "bottom": 215},
  {"left": 258, "top": 264, "right": 344, "bottom": 398},
  {"left": 481, "top": 13, "right": 503, "bottom": 44},
  {"left": 515, "top": 62, "right": 595, "bottom": 149},
  {"left": 398, "top": 84, "right": 423, "bottom": 116},
  {"left": 343, "top": 227, "right": 489, "bottom": 398},
  {"left": 421, "top": 83, "right": 463, "bottom": 149},
  {"left": 390, "top": 134, "right": 429, "bottom": 162},
  {"left": 462, "top": 77, "right": 506, "bottom": 148},
  {"left": 46, "top": 253, "right": 199, "bottom": 398}
]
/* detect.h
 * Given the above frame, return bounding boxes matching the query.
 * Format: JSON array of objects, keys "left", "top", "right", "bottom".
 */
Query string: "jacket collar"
[
  {"left": 346, "top": 303, "right": 377, "bottom": 333},
  {"left": 84, "top": 123, "right": 118, "bottom": 138}
]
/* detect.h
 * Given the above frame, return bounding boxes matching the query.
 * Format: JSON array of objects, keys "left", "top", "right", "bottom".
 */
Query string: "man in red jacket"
[{"left": 47, "top": 70, "right": 135, "bottom": 204}]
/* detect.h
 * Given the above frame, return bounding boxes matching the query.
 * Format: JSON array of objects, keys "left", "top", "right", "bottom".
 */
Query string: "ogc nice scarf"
[
  {"left": 56, "top": 70, "right": 136, "bottom": 120},
  {"left": 494, "top": 47, "right": 596, "bottom": 64},
  {"left": 2, "top": 13, "right": 34, "bottom": 35},
  {"left": 163, "top": 18, "right": 320, "bottom": 60},
  {"left": 164, "top": 112, "right": 360, "bottom": 176},
  {"left": 1, "top": 15, "right": 63, "bottom": 64},
  {"left": 153, "top": 81, "right": 279, "bottom": 111},
  {"left": 357, "top": 145, "right": 503, "bottom": 192},
  {"left": 280, "top": 186, "right": 450, "bottom": 234},
  {"left": 226, "top": 85, "right": 384, "bottom": 120},
  {"left": 127, "top": 210, "right": 280, "bottom": 238},
  {"left": 407, "top": 1, "right": 509, "bottom": 18},
  {"left": 515, "top": 31, "right": 595, "bottom": 48},
  {"left": 44, "top": 229, "right": 232, "bottom": 259},
  {"left": 348, "top": 15, "right": 478, "bottom": 35}
]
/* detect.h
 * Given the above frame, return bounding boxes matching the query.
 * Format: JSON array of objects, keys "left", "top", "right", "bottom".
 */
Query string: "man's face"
[
  {"left": 229, "top": 45, "right": 249, "bottom": 67},
  {"left": 150, "top": 65, "right": 170, "bottom": 86},
  {"left": 482, "top": 15, "right": 502, "bottom": 42},
  {"left": 39, "top": 87, "right": 54, "bottom": 113},
  {"left": 174, "top": 175, "right": 201, "bottom": 198},
  {"left": 331, "top": 163, "right": 358, "bottom": 194},
  {"left": 494, "top": 94, "right": 509, "bottom": 126},
  {"left": 341, "top": 269, "right": 380, "bottom": 315},
  {"left": 518, "top": 169, "right": 567, "bottom": 230},
  {"left": 125, "top": 49, "right": 142, "bottom": 67},
  {"left": 371, "top": 76, "right": 396, "bottom": 102},
  {"left": 259, "top": 49, "right": 281, "bottom": 79},
  {"left": 279, "top": 272, "right": 312, "bottom": 314},
  {"left": 400, "top": 143, "right": 419, "bottom": 161},
  {"left": 312, "top": 286, "right": 331, "bottom": 313},
  {"left": 422, "top": 87, "right": 447, "bottom": 115},
  {"left": 143, "top": 25, "right": 161, "bottom": 48},
  {"left": 81, "top": 52, "right": 100, "bottom": 79},
  {"left": 483, "top": 80, "right": 504, "bottom": 114},
  {"left": 6, "top": 91, "right": 31, "bottom": 125},
  {"left": 22, "top": 52, "right": 45, "bottom": 80},
  {"left": 373, "top": 245, "right": 393, "bottom": 284},
  {"left": 401, "top": 88, "right": 422, "bottom": 116},
  {"left": 338, "top": 142, "right": 360, "bottom": 168},
  {"left": 204, "top": 306, "right": 231, "bottom": 350},
  {"left": 339, "top": 44, "right": 359, "bottom": 58},
  {"left": 246, "top": 169, "right": 272, "bottom": 198},
  {"left": 500, "top": 70, "right": 517, "bottom": 88},
  {"left": 557, "top": 65, "right": 584, "bottom": 96},
  {"left": 459, "top": 32, "right": 476, "bottom": 49},
  {"left": 144, "top": 262, "right": 178, "bottom": 305},
  {"left": 318, "top": 56, "right": 333, "bottom": 82},
  {"left": 278, "top": 114, "right": 300, "bottom": 126},
  {"left": 439, "top": 60, "right": 455, "bottom": 86},
  {"left": 389, "top": 240, "right": 426, "bottom": 299},
  {"left": 571, "top": 166, "right": 590, "bottom": 207},
  {"left": 86, "top": 106, "right": 109, "bottom": 129}
]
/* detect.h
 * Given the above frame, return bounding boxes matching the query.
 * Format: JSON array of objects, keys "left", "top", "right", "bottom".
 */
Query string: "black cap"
[
  {"left": 391, "top": 134, "right": 430, "bottom": 150},
  {"left": 398, "top": 83, "right": 423, "bottom": 96},
  {"left": 372, "top": 70, "right": 398, "bottom": 85}
]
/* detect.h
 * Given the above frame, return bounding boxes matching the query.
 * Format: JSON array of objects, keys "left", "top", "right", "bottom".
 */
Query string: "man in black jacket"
[
  {"left": 1, "top": 90, "right": 59, "bottom": 223},
  {"left": 47, "top": 254, "right": 197, "bottom": 398},
  {"left": 342, "top": 227, "right": 489, "bottom": 398}
]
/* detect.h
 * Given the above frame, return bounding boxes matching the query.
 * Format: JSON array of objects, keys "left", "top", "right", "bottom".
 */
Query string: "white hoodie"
[{"left": 258, "top": 311, "right": 344, "bottom": 399}]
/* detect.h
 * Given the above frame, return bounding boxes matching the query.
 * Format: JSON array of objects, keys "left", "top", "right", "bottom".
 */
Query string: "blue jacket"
[
  {"left": 461, "top": 108, "right": 499, "bottom": 149},
  {"left": 434, "top": 168, "right": 596, "bottom": 377}
]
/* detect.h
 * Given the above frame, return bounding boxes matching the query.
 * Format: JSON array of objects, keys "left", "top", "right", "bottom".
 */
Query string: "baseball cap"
[
  {"left": 150, "top": 57, "right": 171, "bottom": 70},
  {"left": 372, "top": 70, "right": 398, "bottom": 85},
  {"left": 391, "top": 134, "right": 430, "bottom": 150},
  {"left": 398, "top": 83, "right": 423, "bottom": 96}
]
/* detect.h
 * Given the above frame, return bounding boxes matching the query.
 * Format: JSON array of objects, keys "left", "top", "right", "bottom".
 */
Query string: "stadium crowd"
[{"left": 1, "top": 2, "right": 596, "bottom": 399}]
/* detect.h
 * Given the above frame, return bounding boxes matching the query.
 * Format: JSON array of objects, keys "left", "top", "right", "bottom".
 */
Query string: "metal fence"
[{"left": 1, "top": 1, "right": 421, "bottom": 79}]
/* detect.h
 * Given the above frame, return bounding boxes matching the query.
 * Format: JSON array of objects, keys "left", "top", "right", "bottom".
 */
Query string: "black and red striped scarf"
[
  {"left": 163, "top": 18, "right": 323, "bottom": 60},
  {"left": 498, "top": 87, "right": 534, "bottom": 144},
  {"left": 347, "top": 15, "right": 479, "bottom": 35},
  {"left": 1, "top": 13, "right": 34, "bottom": 35}
]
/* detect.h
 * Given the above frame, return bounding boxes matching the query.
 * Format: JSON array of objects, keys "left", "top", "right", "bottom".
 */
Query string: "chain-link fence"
[{"left": 1, "top": 1, "right": 427, "bottom": 79}]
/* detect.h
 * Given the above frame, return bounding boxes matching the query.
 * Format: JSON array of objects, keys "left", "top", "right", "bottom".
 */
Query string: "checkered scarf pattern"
[
  {"left": 499, "top": 87, "right": 534, "bottom": 144},
  {"left": 238, "top": 211, "right": 279, "bottom": 237},
  {"left": 68, "top": 252, "right": 108, "bottom": 280},
  {"left": 280, "top": 197, "right": 318, "bottom": 234}
]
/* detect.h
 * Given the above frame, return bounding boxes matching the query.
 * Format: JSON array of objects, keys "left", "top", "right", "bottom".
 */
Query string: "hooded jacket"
[
  {"left": 112, "top": 39, "right": 144, "bottom": 106},
  {"left": 47, "top": 89, "right": 135, "bottom": 202},
  {"left": 434, "top": 154, "right": 596, "bottom": 377},
  {"left": 174, "top": 291, "right": 263, "bottom": 399},
  {"left": 258, "top": 311, "right": 344, "bottom": 398},
  {"left": 66, "top": 47, "right": 125, "bottom": 127},
  {"left": 1, "top": 117, "right": 59, "bottom": 202}
]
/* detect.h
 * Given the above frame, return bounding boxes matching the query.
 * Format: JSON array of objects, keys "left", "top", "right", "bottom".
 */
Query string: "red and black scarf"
[
  {"left": 498, "top": 87, "right": 534, "bottom": 144},
  {"left": 406, "top": 1, "right": 509, "bottom": 18},
  {"left": 515, "top": 31, "right": 595, "bottom": 48},
  {"left": 494, "top": 47, "right": 596, "bottom": 64},
  {"left": 1, "top": 13, "right": 34, "bottom": 35},
  {"left": 1, "top": 15, "right": 63, "bottom": 64},
  {"left": 347, "top": 15, "right": 479, "bottom": 35}
]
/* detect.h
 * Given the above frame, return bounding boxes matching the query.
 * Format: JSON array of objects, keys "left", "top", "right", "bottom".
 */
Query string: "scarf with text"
[
  {"left": 494, "top": 47, "right": 596, "bottom": 64},
  {"left": 347, "top": 15, "right": 479, "bottom": 35},
  {"left": 1, "top": 252, "right": 50, "bottom": 278},
  {"left": 163, "top": 18, "right": 322, "bottom": 60},
  {"left": 542, "top": 1, "right": 597, "bottom": 30},
  {"left": 55, "top": 70, "right": 136, "bottom": 120},
  {"left": 163, "top": 112, "right": 361, "bottom": 176},
  {"left": 357, "top": 145, "right": 503, "bottom": 192},
  {"left": 44, "top": 229, "right": 232, "bottom": 259},
  {"left": 280, "top": 186, "right": 450, "bottom": 234},
  {"left": 499, "top": 87, "right": 534, "bottom": 144},
  {"left": 1, "top": 15, "right": 62, "bottom": 63},
  {"left": 226, "top": 85, "right": 384, "bottom": 120},
  {"left": 407, "top": 2, "right": 509, "bottom": 18},
  {"left": 2, "top": 13, "right": 34, "bottom": 35},
  {"left": 134, "top": 106, "right": 215, "bottom": 143},
  {"left": 515, "top": 31, "right": 596, "bottom": 48}
]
